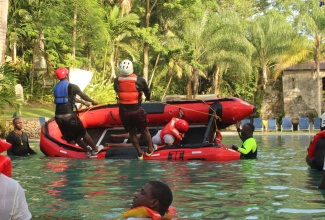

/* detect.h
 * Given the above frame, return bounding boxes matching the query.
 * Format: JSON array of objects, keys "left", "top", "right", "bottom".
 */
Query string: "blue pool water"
[{"left": 8, "top": 134, "right": 325, "bottom": 219}]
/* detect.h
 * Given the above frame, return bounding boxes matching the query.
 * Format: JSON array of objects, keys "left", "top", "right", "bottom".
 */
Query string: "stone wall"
[
  {"left": 3, "top": 118, "right": 42, "bottom": 139},
  {"left": 261, "top": 78, "right": 284, "bottom": 120},
  {"left": 282, "top": 70, "right": 325, "bottom": 119}
]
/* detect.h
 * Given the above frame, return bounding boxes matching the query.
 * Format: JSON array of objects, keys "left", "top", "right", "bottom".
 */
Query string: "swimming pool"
[{"left": 9, "top": 134, "right": 325, "bottom": 219}]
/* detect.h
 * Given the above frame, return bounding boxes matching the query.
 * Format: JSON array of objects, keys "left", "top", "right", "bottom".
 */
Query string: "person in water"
[
  {"left": 53, "top": 67, "right": 102, "bottom": 157},
  {"left": 110, "top": 117, "right": 189, "bottom": 148},
  {"left": 113, "top": 59, "right": 155, "bottom": 160},
  {"left": 306, "top": 113, "right": 325, "bottom": 170},
  {"left": 119, "top": 180, "right": 175, "bottom": 219},
  {"left": 6, "top": 117, "right": 37, "bottom": 157},
  {"left": 231, "top": 121, "right": 257, "bottom": 159}
]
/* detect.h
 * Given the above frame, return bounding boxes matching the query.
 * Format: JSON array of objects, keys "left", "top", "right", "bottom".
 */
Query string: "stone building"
[{"left": 282, "top": 60, "right": 325, "bottom": 119}]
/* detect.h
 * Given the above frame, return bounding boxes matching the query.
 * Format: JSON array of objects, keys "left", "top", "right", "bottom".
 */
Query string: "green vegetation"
[
  {"left": 0, "top": 0, "right": 324, "bottom": 118},
  {"left": 1, "top": 101, "right": 55, "bottom": 119}
]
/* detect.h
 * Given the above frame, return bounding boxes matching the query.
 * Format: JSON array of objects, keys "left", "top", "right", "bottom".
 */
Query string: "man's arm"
[
  {"left": 138, "top": 77, "right": 151, "bottom": 101},
  {"left": 235, "top": 121, "right": 245, "bottom": 141},
  {"left": 26, "top": 136, "right": 36, "bottom": 155},
  {"left": 237, "top": 139, "right": 255, "bottom": 155},
  {"left": 77, "top": 92, "right": 98, "bottom": 105},
  {"left": 6, "top": 133, "right": 14, "bottom": 156},
  {"left": 71, "top": 84, "right": 98, "bottom": 105}
]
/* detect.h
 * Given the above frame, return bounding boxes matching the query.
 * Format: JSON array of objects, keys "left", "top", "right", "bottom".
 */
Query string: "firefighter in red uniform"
[
  {"left": 152, "top": 117, "right": 189, "bottom": 146},
  {"left": 113, "top": 59, "right": 155, "bottom": 160}
]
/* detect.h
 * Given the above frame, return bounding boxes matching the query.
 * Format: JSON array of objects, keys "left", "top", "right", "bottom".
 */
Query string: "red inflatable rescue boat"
[{"left": 40, "top": 97, "right": 254, "bottom": 161}]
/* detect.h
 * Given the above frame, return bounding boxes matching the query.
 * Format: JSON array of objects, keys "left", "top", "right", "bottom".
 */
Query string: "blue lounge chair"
[
  {"left": 267, "top": 119, "right": 277, "bottom": 132},
  {"left": 33, "top": 117, "right": 46, "bottom": 138},
  {"left": 281, "top": 117, "right": 293, "bottom": 132},
  {"left": 253, "top": 118, "right": 263, "bottom": 132},
  {"left": 298, "top": 117, "right": 310, "bottom": 132},
  {"left": 39, "top": 117, "right": 46, "bottom": 127},
  {"left": 313, "top": 117, "right": 321, "bottom": 131}
]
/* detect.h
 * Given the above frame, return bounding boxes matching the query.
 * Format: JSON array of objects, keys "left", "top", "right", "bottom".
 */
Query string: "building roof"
[{"left": 285, "top": 60, "right": 325, "bottom": 71}]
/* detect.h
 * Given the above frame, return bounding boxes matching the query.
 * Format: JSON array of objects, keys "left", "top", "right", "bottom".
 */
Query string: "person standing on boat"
[
  {"left": 53, "top": 67, "right": 102, "bottom": 157},
  {"left": 110, "top": 117, "right": 189, "bottom": 147},
  {"left": 306, "top": 113, "right": 325, "bottom": 170},
  {"left": 6, "top": 117, "right": 37, "bottom": 157},
  {"left": 114, "top": 59, "right": 155, "bottom": 160},
  {"left": 231, "top": 121, "right": 257, "bottom": 159},
  {"left": 118, "top": 180, "right": 176, "bottom": 219}
]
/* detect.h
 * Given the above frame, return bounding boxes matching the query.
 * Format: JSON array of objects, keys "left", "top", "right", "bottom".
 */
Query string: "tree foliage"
[{"left": 0, "top": 0, "right": 323, "bottom": 114}]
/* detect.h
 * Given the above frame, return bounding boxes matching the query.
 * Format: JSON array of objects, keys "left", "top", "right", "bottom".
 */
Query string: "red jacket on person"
[
  {"left": 160, "top": 117, "right": 183, "bottom": 145},
  {"left": 117, "top": 73, "right": 139, "bottom": 105},
  {"left": 308, "top": 130, "right": 325, "bottom": 158}
]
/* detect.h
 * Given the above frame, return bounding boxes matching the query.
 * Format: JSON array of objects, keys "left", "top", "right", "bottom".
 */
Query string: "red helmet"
[
  {"left": 175, "top": 119, "right": 189, "bottom": 133},
  {"left": 55, "top": 68, "right": 69, "bottom": 80}
]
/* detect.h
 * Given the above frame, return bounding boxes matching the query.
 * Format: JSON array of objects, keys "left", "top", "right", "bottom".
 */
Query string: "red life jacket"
[
  {"left": 117, "top": 74, "right": 139, "bottom": 105},
  {"left": 308, "top": 130, "right": 325, "bottom": 158},
  {"left": 119, "top": 206, "right": 177, "bottom": 220},
  {"left": 0, "top": 139, "right": 12, "bottom": 177},
  {"left": 160, "top": 117, "right": 183, "bottom": 145},
  {"left": 0, "top": 156, "right": 12, "bottom": 178}
]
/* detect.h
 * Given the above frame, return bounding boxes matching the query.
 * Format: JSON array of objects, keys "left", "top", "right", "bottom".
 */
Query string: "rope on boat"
[
  {"left": 157, "top": 100, "right": 222, "bottom": 122},
  {"left": 77, "top": 100, "right": 222, "bottom": 129},
  {"left": 76, "top": 100, "right": 223, "bottom": 145},
  {"left": 77, "top": 104, "right": 107, "bottom": 118}
]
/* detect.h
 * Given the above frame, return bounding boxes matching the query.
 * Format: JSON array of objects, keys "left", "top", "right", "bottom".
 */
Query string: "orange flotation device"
[
  {"left": 0, "top": 139, "right": 12, "bottom": 177},
  {"left": 119, "top": 206, "right": 177, "bottom": 220}
]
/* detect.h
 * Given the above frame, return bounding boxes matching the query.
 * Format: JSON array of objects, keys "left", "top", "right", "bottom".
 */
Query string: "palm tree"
[
  {"left": 209, "top": 11, "right": 254, "bottom": 96},
  {"left": 102, "top": 5, "right": 140, "bottom": 82},
  {"left": 293, "top": 0, "right": 325, "bottom": 116},
  {"left": 0, "top": 0, "right": 9, "bottom": 64},
  {"left": 247, "top": 10, "right": 299, "bottom": 89}
]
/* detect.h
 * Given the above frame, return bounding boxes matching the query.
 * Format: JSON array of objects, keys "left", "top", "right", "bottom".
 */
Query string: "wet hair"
[{"left": 148, "top": 180, "right": 173, "bottom": 216}]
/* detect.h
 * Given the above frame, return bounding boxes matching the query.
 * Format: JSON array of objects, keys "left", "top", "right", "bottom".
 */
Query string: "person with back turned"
[
  {"left": 53, "top": 67, "right": 103, "bottom": 157},
  {"left": 113, "top": 59, "right": 155, "bottom": 160}
]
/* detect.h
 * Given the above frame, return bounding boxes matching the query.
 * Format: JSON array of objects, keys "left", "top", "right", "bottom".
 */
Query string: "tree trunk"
[
  {"left": 262, "top": 66, "right": 268, "bottom": 89},
  {"left": 142, "top": 0, "right": 150, "bottom": 81},
  {"left": 212, "top": 64, "right": 220, "bottom": 95},
  {"left": 0, "top": 0, "right": 9, "bottom": 64},
  {"left": 315, "top": 34, "right": 322, "bottom": 117},
  {"left": 161, "top": 71, "right": 173, "bottom": 101},
  {"left": 186, "top": 78, "right": 192, "bottom": 98},
  {"left": 72, "top": 9, "right": 77, "bottom": 59},
  {"left": 109, "top": 52, "right": 116, "bottom": 82},
  {"left": 102, "top": 39, "right": 110, "bottom": 82},
  {"left": 12, "top": 41, "right": 16, "bottom": 63},
  {"left": 148, "top": 53, "right": 160, "bottom": 88},
  {"left": 191, "top": 68, "right": 199, "bottom": 99},
  {"left": 33, "top": 31, "right": 47, "bottom": 94}
]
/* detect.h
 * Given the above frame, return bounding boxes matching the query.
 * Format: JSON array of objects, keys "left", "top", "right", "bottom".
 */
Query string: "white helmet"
[
  {"left": 119, "top": 59, "right": 133, "bottom": 76},
  {"left": 321, "top": 112, "right": 325, "bottom": 128}
]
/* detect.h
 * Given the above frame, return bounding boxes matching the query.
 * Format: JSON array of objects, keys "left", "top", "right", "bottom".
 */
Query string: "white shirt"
[
  {"left": 152, "top": 130, "right": 175, "bottom": 146},
  {"left": 0, "top": 174, "right": 32, "bottom": 220}
]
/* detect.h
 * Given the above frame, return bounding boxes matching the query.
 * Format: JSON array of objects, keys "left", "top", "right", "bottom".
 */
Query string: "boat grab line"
[{"left": 97, "top": 128, "right": 108, "bottom": 146}]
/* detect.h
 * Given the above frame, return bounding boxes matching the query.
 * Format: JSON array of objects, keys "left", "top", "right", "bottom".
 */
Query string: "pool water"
[{"left": 9, "top": 134, "right": 325, "bottom": 219}]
